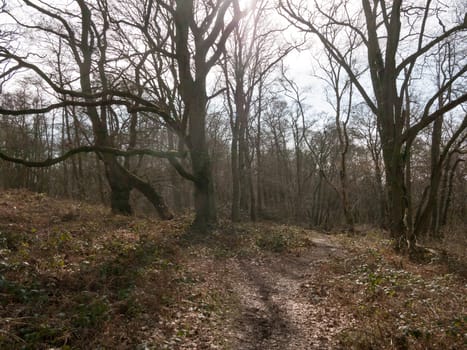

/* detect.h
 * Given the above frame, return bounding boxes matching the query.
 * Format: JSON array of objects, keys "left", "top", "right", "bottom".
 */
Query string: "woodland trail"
[
  {"left": 1, "top": 191, "right": 465, "bottom": 349},
  {"left": 224, "top": 234, "right": 355, "bottom": 349}
]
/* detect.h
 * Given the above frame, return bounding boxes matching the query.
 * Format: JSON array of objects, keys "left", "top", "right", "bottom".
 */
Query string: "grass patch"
[{"left": 255, "top": 231, "right": 289, "bottom": 252}]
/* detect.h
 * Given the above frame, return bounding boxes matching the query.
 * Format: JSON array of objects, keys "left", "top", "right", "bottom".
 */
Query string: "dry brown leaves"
[{"left": 1, "top": 190, "right": 465, "bottom": 349}]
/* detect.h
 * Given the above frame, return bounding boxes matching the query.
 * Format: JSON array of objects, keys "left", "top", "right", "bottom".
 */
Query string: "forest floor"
[{"left": 0, "top": 190, "right": 466, "bottom": 349}]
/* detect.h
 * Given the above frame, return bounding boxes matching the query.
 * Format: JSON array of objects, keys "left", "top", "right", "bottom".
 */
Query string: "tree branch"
[{"left": 0, "top": 145, "right": 186, "bottom": 168}]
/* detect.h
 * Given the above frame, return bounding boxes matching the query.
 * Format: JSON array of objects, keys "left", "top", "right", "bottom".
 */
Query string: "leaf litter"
[{"left": 0, "top": 190, "right": 465, "bottom": 349}]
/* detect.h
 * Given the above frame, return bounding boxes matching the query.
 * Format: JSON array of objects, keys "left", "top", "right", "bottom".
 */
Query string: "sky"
[{"left": 1, "top": 0, "right": 465, "bottom": 126}]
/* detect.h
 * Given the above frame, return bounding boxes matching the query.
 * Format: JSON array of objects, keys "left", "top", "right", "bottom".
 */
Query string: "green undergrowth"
[
  {"left": 178, "top": 221, "right": 317, "bottom": 258},
  {"left": 0, "top": 190, "right": 195, "bottom": 349},
  {"left": 324, "top": 234, "right": 467, "bottom": 349}
]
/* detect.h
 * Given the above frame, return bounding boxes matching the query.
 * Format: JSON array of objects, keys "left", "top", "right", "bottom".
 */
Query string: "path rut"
[{"left": 228, "top": 235, "right": 354, "bottom": 349}]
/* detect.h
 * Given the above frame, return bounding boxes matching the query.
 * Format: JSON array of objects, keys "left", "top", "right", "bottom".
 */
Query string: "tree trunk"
[
  {"left": 95, "top": 154, "right": 106, "bottom": 205},
  {"left": 188, "top": 94, "right": 217, "bottom": 230},
  {"left": 249, "top": 165, "right": 256, "bottom": 221},
  {"left": 104, "top": 159, "right": 133, "bottom": 214},
  {"left": 413, "top": 99, "right": 444, "bottom": 238},
  {"left": 430, "top": 113, "right": 443, "bottom": 236},
  {"left": 168, "top": 130, "right": 183, "bottom": 211},
  {"left": 404, "top": 104, "right": 413, "bottom": 235},
  {"left": 295, "top": 145, "right": 303, "bottom": 220},
  {"left": 192, "top": 171, "right": 217, "bottom": 229},
  {"left": 374, "top": 160, "right": 387, "bottom": 228},
  {"left": 81, "top": 58, "right": 172, "bottom": 218},
  {"left": 256, "top": 103, "right": 264, "bottom": 217},
  {"left": 440, "top": 157, "right": 462, "bottom": 227},
  {"left": 231, "top": 127, "right": 241, "bottom": 221},
  {"left": 129, "top": 170, "right": 174, "bottom": 219},
  {"left": 238, "top": 115, "right": 249, "bottom": 212},
  {"left": 337, "top": 126, "right": 353, "bottom": 230},
  {"left": 385, "top": 154, "right": 415, "bottom": 252}
]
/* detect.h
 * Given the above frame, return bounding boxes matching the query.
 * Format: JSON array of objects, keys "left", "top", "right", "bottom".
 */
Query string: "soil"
[
  {"left": 176, "top": 230, "right": 357, "bottom": 349},
  {"left": 225, "top": 235, "right": 352, "bottom": 349}
]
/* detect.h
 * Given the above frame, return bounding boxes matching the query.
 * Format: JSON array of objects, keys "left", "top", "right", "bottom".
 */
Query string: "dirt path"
[
  {"left": 151, "top": 227, "right": 467, "bottom": 349},
  {"left": 226, "top": 234, "right": 354, "bottom": 349}
]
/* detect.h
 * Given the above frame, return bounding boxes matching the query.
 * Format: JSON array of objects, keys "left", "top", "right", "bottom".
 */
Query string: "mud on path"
[{"left": 224, "top": 234, "right": 355, "bottom": 349}]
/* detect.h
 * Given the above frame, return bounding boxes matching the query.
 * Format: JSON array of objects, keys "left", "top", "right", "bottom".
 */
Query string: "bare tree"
[
  {"left": 281, "top": 0, "right": 467, "bottom": 253},
  {"left": 353, "top": 104, "right": 387, "bottom": 226},
  {"left": 111, "top": 0, "right": 246, "bottom": 229},
  {"left": 222, "top": 0, "right": 292, "bottom": 221},
  {"left": 311, "top": 25, "right": 361, "bottom": 231},
  {"left": 0, "top": 0, "right": 176, "bottom": 218},
  {"left": 413, "top": 38, "right": 467, "bottom": 238}
]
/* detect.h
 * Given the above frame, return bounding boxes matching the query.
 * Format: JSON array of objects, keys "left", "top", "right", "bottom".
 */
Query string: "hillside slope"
[{"left": 0, "top": 190, "right": 465, "bottom": 349}]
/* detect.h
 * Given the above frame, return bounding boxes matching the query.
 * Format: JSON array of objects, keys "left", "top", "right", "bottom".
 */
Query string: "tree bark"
[
  {"left": 231, "top": 122, "right": 241, "bottom": 221},
  {"left": 168, "top": 130, "right": 183, "bottom": 211},
  {"left": 188, "top": 94, "right": 217, "bottom": 229}
]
